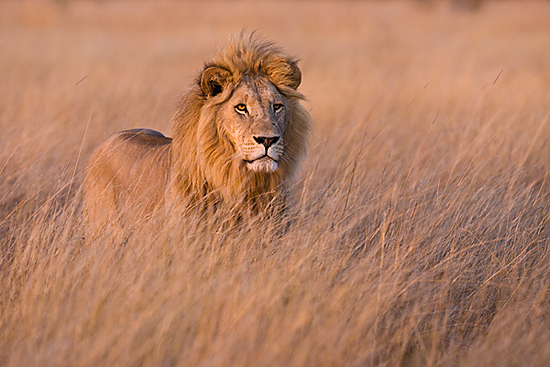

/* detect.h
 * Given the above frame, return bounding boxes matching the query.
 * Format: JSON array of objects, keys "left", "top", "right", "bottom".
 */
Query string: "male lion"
[{"left": 82, "top": 34, "right": 311, "bottom": 235}]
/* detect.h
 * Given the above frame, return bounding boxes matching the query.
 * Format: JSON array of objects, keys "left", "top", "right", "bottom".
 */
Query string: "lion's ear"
[
  {"left": 286, "top": 61, "right": 302, "bottom": 90},
  {"left": 267, "top": 59, "right": 302, "bottom": 90},
  {"left": 200, "top": 66, "right": 231, "bottom": 98}
]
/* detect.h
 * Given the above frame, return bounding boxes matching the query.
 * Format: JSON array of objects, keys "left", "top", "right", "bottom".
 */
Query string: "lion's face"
[{"left": 220, "top": 77, "right": 286, "bottom": 173}]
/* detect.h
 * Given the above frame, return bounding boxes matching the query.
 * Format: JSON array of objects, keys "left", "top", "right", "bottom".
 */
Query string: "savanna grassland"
[{"left": 2, "top": 1, "right": 550, "bottom": 366}]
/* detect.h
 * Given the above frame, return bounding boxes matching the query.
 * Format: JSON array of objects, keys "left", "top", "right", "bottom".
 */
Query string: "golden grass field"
[{"left": 2, "top": 1, "right": 550, "bottom": 366}]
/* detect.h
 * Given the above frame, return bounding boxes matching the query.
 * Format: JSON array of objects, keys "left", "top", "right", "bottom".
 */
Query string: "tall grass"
[{"left": 2, "top": 1, "right": 550, "bottom": 366}]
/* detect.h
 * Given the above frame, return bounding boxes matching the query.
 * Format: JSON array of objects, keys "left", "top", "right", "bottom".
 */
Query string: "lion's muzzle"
[{"left": 242, "top": 134, "right": 282, "bottom": 173}]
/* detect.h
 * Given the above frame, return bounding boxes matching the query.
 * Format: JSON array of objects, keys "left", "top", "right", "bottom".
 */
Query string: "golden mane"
[{"left": 169, "top": 33, "right": 311, "bottom": 209}]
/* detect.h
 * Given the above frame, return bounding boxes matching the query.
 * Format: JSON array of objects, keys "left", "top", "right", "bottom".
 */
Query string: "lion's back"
[{"left": 82, "top": 129, "right": 172, "bottom": 235}]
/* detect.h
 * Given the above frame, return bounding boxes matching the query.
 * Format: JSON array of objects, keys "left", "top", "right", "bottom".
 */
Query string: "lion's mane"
[{"left": 169, "top": 33, "right": 311, "bottom": 208}]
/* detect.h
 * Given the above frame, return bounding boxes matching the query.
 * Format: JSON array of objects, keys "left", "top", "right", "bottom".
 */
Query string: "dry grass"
[{"left": 2, "top": 1, "right": 550, "bottom": 366}]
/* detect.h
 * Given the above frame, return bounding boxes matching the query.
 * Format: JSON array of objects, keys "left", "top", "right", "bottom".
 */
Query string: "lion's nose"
[{"left": 254, "top": 136, "right": 280, "bottom": 149}]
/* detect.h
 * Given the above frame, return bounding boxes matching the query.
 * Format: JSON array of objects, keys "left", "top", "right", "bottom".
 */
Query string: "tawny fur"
[{"left": 82, "top": 34, "right": 312, "bottom": 235}]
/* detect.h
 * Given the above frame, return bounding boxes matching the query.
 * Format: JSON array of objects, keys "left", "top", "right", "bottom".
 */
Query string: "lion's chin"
[{"left": 246, "top": 157, "right": 279, "bottom": 173}]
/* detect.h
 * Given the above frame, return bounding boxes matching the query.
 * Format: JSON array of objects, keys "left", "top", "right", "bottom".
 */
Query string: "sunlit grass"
[{"left": 1, "top": 1, "right": 550, "bottom": 366}]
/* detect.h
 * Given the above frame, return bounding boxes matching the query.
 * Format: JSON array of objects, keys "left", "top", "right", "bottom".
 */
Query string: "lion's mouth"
[
  {"left": 243, "top": 155, "right": 276, "bottom": 164},
  {"left": 244, "top": 155, "right": 279, "bottom": 173}
]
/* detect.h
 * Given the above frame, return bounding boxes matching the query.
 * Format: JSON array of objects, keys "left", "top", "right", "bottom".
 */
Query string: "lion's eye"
[
  {"left": 273, "top": 103, "right": 283, "bottom": 113},
  {"left": 235, "top": 104, "right": 248, "bottom": 114}
]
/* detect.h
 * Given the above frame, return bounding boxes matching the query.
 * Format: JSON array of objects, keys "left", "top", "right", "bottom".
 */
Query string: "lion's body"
[
  {"left": 82, "top": 34, "right": 311, "bottom": 235},
  {"left": 82, "top": 129, "right": 172, "bottom": 232}
]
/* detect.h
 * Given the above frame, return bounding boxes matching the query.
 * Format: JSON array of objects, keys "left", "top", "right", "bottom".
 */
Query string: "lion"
[{"left": 82, "top": 33, "right": 312, "bottom": 235}]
